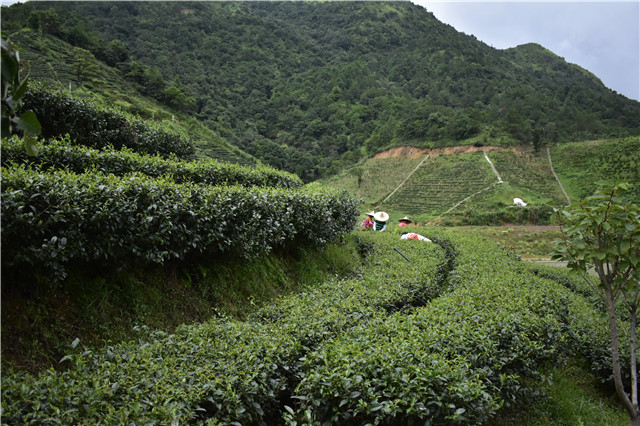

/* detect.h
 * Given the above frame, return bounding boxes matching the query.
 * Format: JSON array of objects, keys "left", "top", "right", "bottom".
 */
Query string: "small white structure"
[{"left": 513, "top": 197, "right": 527, "bottom": 207}]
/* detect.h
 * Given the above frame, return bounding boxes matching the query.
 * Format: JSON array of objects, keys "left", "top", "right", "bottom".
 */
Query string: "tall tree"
[{"left": 552, "top": 182, "right": 640, "bottom": 426}]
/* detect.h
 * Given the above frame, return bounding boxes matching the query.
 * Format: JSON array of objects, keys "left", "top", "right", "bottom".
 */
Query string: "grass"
[
  {"left": 1, "top": 240, "right": 363, "bottom": 374},
  {"left": 493, "top": 358, "right": 628, "bottom": 426},
  {"left": 322, "top": 156, "right": 425, "bottom": 206},
  {"left": 550, "top": 136, "right": 640, "bottom": 203},
  {"left": 442, "top": 225, "right": 561, "bottom": 260},
  {"left": 326, "top": 138, "right": 637, "bottom": 227}
]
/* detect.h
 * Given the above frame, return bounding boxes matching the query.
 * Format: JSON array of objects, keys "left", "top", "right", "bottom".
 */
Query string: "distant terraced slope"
[
  {"left": 378, "top": 152, "right": 496, "bottom": 215},
  {"left": 550, "top": 137, "right": 640, "bottom": 202},
  {"left": 486, "top": 150, "right": 568, "bottom": 206}
]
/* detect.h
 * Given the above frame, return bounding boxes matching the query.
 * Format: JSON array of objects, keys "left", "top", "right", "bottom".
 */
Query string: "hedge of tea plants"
[
  {"left": 1, "top": 231, "right": 624, "bottom": 425},
  {"left": 2, "top": 136, "right": 302, "bottom": 189},
  {"left": 21, "top": 83, "right": 195, "bottom": 159},
  {"left": 289, "top": 232, "right": 626, "bottom": 424},
  {"left": 0, "top": 233, "right": 449, "bottom": 424},
  {"left": 1, "top": 165, "right": 355, "bottom": 281}
]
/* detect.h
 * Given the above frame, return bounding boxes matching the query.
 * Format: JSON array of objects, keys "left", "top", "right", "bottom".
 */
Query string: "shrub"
[
  {"left": 1, "top": 135, "right": 302, "bottom": 188},
  {"left": 0, "top": 232, "right": 624, "bottom": 424},
  {"left": 21, "top": 83, "right": 194, "bottom": 158},
  {"left": 1, "top": 166, "right": 356, "bottom": 281}
]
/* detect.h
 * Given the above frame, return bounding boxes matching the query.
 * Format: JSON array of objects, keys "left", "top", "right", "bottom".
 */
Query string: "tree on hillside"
[
  {"left": 552, "top": 182, "right": 640, "bottom": 426},
  {"left": 27, "top": 8, "right": 63, "bottom": 38},
  {"left": 73, "top": 48, "right": 99, "bottom": 87}
]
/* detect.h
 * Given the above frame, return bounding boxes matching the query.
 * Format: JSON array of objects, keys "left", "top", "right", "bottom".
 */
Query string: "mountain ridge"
[{"left": 3, "top": 1, "right": 639, "bottom": 181}]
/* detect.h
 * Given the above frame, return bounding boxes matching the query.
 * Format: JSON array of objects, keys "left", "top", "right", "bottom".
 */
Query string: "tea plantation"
[
  {"left": 2, "top": 230, "right": 628, "bottom": 424},
  {"left": 550, "top": 136, "right": 640, "bottom": 202},
  {"left": 378, "top": 152, "right": 496, "bottom": 215}
]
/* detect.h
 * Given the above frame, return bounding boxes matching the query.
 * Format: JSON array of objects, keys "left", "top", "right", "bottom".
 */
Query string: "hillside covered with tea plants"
[
  {"left": 0, "top": 77, "right": 358, "bottom": 371},
  {"left": 324, "top": 136, "right": 639, "bottom": 225},
  {"left": 3, "top": 1, "right": 640, "bottom": 180}
]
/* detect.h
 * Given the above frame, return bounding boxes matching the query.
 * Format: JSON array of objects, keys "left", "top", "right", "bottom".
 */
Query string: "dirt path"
[
  {"left": 547, "top": 147, "right": 571, "bottom": 205},
  {"left": 483, "top": 151, "right": 502, "bottom": 183}
]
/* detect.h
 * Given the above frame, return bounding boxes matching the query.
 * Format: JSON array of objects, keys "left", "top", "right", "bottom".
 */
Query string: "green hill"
[
  {"left": 323, "top": 137, "right": 639, "bottom": 225},
  {"left": 3, "top": 1, "right": 640, "bottom": 181},
  {"left": 5, "top": 27, "right": 256, "bottom": 166},
  {"left": 550, "top": 137, "right": 640, "bottom": 202}
]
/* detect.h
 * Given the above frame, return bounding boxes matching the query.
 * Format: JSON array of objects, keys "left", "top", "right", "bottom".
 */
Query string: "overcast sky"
[{"left": 411, "top": 1, "right": 640, "bottom": 101}]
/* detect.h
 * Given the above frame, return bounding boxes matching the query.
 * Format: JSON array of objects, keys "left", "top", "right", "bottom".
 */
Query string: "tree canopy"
[{"left": 3, "top": 1, "right": 639, "bottom": 180}]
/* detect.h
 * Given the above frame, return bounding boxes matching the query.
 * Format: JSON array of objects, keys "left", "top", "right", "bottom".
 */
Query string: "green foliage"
[
  {"left": 1, "top": 165, "right": 357, "bottom": 281},
  {"left": 1, "top": 239, "right": 362, "bottom": 373},
  {"left": 3, "top": 1, "right": 639, "bottom": 178},
  {"left": 1, "top": 32, "right": 41, "bottom": 155},
  {"left": 21, "top": 83, "right": 195, "bottom": 159},
  {"left": 552, "top": 182, "right": 640, "bottom": 423},
  {"left": 1, "top": 231, "right": 627, "bottom": 424},
  {"left": 550, "top": 137, "right": 640, "bottom": 202},
  {"left": 1, "top": 135, "right": 302, "bottom": 189},
  {"left": 552, "top": 182, "right": 640, "bottom": 285}
]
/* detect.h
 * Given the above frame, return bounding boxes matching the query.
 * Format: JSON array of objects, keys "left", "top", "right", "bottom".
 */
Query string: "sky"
[{"left": 411, "top": 1, "right": 640, "bottom": 101}]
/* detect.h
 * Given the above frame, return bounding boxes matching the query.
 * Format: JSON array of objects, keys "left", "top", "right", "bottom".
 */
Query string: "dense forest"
[{"left": 3, "top": 1, "right": 640, "bottom": 181}]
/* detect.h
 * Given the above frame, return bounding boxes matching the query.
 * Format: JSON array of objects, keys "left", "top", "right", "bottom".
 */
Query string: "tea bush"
[
  {"left": 289, "top": 232, "right": 623, "bottom": 425},
  {"left": 1, "top": 233, "right": 448, "bottom": 424},
  {"left": 1, "top": 166, "right": 356, "bottom": 281},
  {"left": 1, "top": 232, "right": 625, "bottom": 424},
  {"left": 21, "top": 83, "right": 194, "bottom": 159},
  {"left": 2, "top": 135, "right": 302, "bottom": 188}
]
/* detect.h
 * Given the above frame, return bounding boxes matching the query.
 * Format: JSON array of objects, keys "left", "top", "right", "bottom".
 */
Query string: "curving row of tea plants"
[
  {"left": 1, "top": 164, "right": 355, "bottom": 282},
  {"left": 22, "top": 83, "right": 195, "bottom": 159},
  {"left": 1, "top": 135, "right": 302, "bottom": 189},
  {"left": 2, "top": 231, "right": 628, "bottom": 424}
]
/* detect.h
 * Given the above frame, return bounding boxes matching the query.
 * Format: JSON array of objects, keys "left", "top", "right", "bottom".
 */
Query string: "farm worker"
[
  {"left": 360, "top": 211, "right": 375, "bottom": 230},
  {"left": 400, "top": 232, "right": 432, "bottom": 242},
  {"left": 373, "top": 211, "right": 389, "bottom": 232},
  {"left": 398, "top": 216, "right": 412, "bottom": 227}
]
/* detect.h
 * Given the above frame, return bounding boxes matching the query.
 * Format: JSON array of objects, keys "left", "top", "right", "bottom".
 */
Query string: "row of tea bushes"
[
  {"left": 524, "top": 262, "right": 633, "bottom": 383},
  {"left": 1, "top": 233, "right": 450, "bottom": 424},
  {"left": 1, "top": 165, "right": 356, "bottom": 281},
  {"left": 288, "top": 231, "right": 621, "bottom": 424},
  {"left": 2, "top": 136, "right": 302, "bottom": 189},
  {"left": 21, "top": 83, "right": 195, "bottom": 159},
  {"left": 3, "top": 231, "right": 621, "bottom": 424}
]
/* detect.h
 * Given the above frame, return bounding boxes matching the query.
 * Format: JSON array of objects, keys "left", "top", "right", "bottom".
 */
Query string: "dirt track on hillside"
[{"left": 373, "top": 145, "right": 520, "bottom": 159}]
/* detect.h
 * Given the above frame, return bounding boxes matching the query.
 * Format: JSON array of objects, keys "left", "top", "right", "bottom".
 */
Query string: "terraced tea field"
[
  {"left": 378, "top": 152, "right": 496, "bottom": 215},
  {"left": 326, "top": 138, "right": 637, "bottom": 225},
  {"left": 550, "top": 136, "right": 640, "bottom": 202}
]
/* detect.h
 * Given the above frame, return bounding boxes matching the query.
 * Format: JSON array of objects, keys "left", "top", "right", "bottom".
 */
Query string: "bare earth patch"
[{"left": 373, "top": 145, "right": 519, "bottom": 159}]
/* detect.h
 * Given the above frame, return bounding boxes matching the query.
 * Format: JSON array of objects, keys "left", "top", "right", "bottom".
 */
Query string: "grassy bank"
[
  {"left": 1, "top": 238, "right": 363, "bottom": 373},
  {"left": 442, "top": 225, "right": 561, "bottom": 260}
]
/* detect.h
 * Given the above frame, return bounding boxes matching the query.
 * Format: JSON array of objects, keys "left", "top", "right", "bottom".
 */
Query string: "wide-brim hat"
[
  {"left": 399, "top": 216, "right": 412, "bottom": 223},
  {"left": 366, "top": 211, "right": 376, "bottom": 217},
  {"left": 374, "top": 211, "right": 389, "bottom": 222}
]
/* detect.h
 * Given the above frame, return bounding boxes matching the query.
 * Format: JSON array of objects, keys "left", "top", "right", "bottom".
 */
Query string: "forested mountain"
[{"left": 3, "top": 1, "right": 640, "bottom": 181}]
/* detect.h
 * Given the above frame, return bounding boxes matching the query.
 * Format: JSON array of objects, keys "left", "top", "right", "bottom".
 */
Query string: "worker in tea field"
[
  {"left": 398, "top": 216, "right": 412, "bottom": 228},
  {"left": 360, "top": 211, "right": 375, "bottom": 230},
  {"left": 373, "top": 211, "right": 389, "bottom": 231}
]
